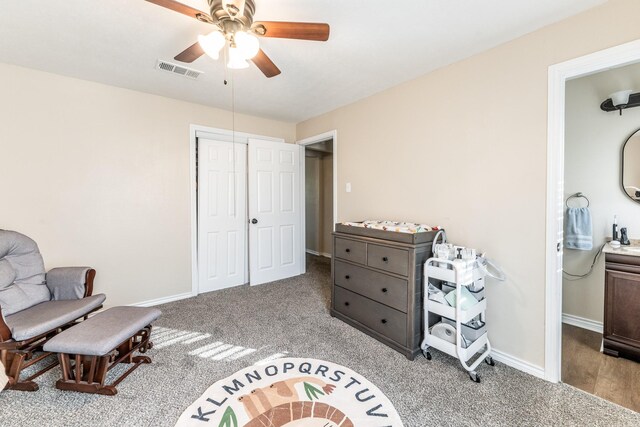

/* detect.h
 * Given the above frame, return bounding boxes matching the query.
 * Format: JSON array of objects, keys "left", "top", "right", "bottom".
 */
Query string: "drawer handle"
[
  {"left": 345, "top": 248, "right": 351, "bottom": 253},
  {"left": 344, "top": 302, "right": 350, "bottom": 306},
  {"left": 382, "top": 256, "right": 388, "bottom": 262},
  {"left": 381, "top": 319, "right": 387, "bottom": 324},
  {"left": 345, "top": 275, "right": 350, "bottom": 280},
  {"left": 381, "top": 288, "right": 388, "bottom": 293}
]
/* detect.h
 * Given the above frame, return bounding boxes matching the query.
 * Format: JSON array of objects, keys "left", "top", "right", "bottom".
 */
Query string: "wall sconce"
[{"left": 601, "top": 90, "right": 640, "bottom": 115}]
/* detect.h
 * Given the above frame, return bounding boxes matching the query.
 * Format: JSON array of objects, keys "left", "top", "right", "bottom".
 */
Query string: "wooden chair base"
[
  {"left": 1, "top": 298, "right": 102, "bottom": 392},
  {"left": 7, "top": 379, "right": 39, "bottom": 391},
  {"left": 1, "top": 340, "right": 61, "bottom": 392},
  {"left": 54, "top": 326, "right": 153, "bottom": 395}
]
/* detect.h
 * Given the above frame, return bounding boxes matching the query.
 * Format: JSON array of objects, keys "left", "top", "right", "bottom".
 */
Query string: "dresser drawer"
[
  {"left": 367, "top": 244, "right": 409, "bottom": 276},
  {"left": 334, "top": 286, "right": 407, "bottom": 346},
  {"left": 334, "top": 237, "right": 366, "bottom": 265},
  {"left": 334, "top": 260, "right": 408, "bottom": 312}
]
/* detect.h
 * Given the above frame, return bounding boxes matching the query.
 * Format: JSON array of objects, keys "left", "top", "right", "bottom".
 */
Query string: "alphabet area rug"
[{"left": 176, "top": 357, "right": 404, "bottom": 427}]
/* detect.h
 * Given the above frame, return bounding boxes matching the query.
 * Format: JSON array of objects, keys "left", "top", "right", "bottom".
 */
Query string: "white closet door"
[
  {"left": 248, "top": 139, "right": 302, "bottom": 286},
  {"left": 198, "top": 139, "right": 247, "bottom": 292}
]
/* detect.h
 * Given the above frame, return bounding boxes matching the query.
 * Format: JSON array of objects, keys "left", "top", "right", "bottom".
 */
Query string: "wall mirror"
[{"left": 622, "top": 128, "right": 640, "bottom": 203}]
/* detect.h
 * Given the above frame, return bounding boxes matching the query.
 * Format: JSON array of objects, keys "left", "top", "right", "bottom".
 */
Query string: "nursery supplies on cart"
[{"left": 421, "top": 229, "right": 505, "bottom": 383}]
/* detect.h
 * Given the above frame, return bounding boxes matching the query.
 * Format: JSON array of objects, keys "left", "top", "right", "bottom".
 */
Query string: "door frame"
[
  {"left": 297, "top": 130, "right": 338, "bottom": 273},
  {"left": 190, "top": 124, "right": 284, "bottom": 296},
  {"left": 545, "top": 39, "right": 640, "bottom": 383}
]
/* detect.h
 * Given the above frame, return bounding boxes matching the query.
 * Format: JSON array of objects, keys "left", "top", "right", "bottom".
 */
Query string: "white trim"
[
  {"left": 300, "top": 147, "right": 306, "bottom": 274},
  {"left": 190, "top": 124, "right": 286, "bottom": 297},
  {"left": 129, "top": 292, "right": 194, "bottom": 308},
  {"left": 562, "top": 314, "right": 603, "bottom": 334},
  {"left": 190, "top": 126, "right": 198, "bottom": 298},
  {"left": 305, "top": 249, "right": 332, "bottom": 258},
  {"left": 491, "top": 349, "right": 545, "bottom": 380},
  {"left": 545, "top": 38, "right": 640, "bottom": 383},
  {"left": 194, "top": 124, "right": 284, "bottom": 144},
  {"left": 297, "top": 130, "right": 338, "bottom": 272}
]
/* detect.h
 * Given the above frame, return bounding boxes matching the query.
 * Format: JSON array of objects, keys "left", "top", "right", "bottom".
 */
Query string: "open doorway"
[
  {"left": 546, "top": 39, "right": 640, "bottom": 386},
  {"left": 560, "top": 62, "right": 640, "bottom": 412},
  {"left": 304, "top": 139, "right": 333, "bottom": 268}
]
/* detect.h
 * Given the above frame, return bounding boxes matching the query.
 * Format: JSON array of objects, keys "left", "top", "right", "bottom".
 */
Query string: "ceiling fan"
[{"left": 145, "top": 0, "right": 330, "bottom": 78}]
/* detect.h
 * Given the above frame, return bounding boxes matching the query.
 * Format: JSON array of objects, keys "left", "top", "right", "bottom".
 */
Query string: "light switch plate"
[{"left": 346, "top": 183, "right": 352, "bottom": 193}]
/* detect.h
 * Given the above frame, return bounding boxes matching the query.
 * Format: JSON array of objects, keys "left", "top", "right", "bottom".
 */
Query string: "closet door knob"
[
  {"left": 381, "top": 319, "right": 387, "bottom": 324},
  {"left": 251, "top": 218, "right": 258, "bottom": 224},
  {"left": 382, "top": 256, "right": 388, "bottom": 262},
  {"left": 381, "top": 288, "right": 388, "bottom": 293},
  {"left": 345, "top": 248, "right": 351, "bottom": 253},
  {"left": 345, "top": 275, "right": 350, "bottom": 280},
  {"left": 344, "top": 302, "right": 350, "bottom": 307}
]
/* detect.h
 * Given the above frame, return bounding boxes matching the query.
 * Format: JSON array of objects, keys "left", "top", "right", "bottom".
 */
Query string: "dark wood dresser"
[
  {"left": 604, "top": 252, "right": 640, "bottom": 362},
  {"left": 330, "top": 226, "right": 436, "bottom": 359}
]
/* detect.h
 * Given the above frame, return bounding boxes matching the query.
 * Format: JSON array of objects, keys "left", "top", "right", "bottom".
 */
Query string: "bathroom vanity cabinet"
[{"left": 603, "top": 251, "right": 640, "bottom": 362}]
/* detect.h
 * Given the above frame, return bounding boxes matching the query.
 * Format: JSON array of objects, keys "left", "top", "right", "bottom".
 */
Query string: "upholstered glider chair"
[{"left": 0, "top": 230, "right": 106, "bottom": 391}]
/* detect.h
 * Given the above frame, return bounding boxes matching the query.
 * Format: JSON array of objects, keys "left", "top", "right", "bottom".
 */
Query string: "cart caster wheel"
[
  {"left": 423, "top": 350, "right": 432, "bottom": 360},
  {"left": 469, "top": 372, "right": 480, "bottom": 383},
  {"left": 485, "top": 356, "right": 495, "bottom": 366}
]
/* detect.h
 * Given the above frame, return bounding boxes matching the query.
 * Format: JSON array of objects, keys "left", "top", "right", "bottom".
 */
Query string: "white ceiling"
[{"left": 0, "top": 0, "right": 606, "bottom": 122}]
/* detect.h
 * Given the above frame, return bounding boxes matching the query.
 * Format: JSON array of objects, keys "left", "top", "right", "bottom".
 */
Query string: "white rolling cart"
[{"left": 421, "top": 257, "right": 495, "bottom": 383}]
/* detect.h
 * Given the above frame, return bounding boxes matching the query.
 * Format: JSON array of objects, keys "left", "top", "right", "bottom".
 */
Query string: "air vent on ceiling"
[{"left": 156, "top": 60, "right": 203, "bottom": 80}]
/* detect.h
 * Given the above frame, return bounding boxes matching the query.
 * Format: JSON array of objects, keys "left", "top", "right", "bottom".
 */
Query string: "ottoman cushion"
[{"left": 43, "top": 306, "right": 161, "bottom": 356}]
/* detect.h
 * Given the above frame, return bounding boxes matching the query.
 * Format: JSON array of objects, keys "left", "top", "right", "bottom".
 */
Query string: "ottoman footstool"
[{"left": 43, "top": 306, "right": 161, "bottom": 395}]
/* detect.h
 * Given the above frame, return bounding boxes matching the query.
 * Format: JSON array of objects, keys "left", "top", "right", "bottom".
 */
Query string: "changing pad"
[{"left": 340, "top": 220, "right": 440, "bottom": 234}]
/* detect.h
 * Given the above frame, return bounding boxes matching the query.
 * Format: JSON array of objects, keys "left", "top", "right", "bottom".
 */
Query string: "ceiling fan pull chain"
[
  {"left": 229, "top": 66, "right": 237, "bottom": 218},
  {"left": 223, "top": 45, "right": 229, "bottom": 85}
]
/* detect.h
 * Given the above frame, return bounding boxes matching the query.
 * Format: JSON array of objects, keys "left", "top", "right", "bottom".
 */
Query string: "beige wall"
[
  {"left": 563, "top": 68, "right": 640, "bottom": 323},
  {"left": 0, "top": 63, "right": 295, "bottom": 308},
  {"left": 297, "top": 0, "right": 640, "bottom": 368}
]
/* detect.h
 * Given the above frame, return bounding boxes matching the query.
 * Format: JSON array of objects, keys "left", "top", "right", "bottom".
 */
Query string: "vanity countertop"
[{"left": 603, "top": 239, "right": 640, "bottom": 257}]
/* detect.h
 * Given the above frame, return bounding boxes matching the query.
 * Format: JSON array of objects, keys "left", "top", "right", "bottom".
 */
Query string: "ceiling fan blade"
[
  {"left": 145, "top": 0, "right": 213, "bottom": 23},
  {"left": 253, "top": 21, "right": 330, "bottom": 41},
  {"left": 251, "top": 49, "right": 281, "bottom": 78},
  {"left": 174, "top": 42, "right": 205, "bottom": 63}
]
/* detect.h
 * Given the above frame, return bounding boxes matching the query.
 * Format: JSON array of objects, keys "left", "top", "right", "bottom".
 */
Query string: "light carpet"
[{"left": 0, "top": 255, "right": 638, "bottom": 426}]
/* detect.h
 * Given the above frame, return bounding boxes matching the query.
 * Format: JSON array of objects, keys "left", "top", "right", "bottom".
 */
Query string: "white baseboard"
[
  {"left": 491, "top": 348, "right": 545, "bottom": 380},
  {"left": 306, "top": 249, "right": 332, "bottom": 258},
  {"left": 562, "top": 313, "right": 603, "bottom": 334},
  {"left": 130, "top": 292, "right": 194, "bottom": 308}
]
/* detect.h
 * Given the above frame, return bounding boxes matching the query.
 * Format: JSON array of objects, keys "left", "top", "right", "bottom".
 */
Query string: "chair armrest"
[{"left": 46, "top": 267, "right": 96, "bottom": 301}]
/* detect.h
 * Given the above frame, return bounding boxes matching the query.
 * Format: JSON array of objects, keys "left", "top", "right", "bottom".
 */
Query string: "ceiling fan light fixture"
[
  {"left": 234, "top": 31, "right": 260, "bottom": 59},
  {"left": 198, "top": 30, "right": 226, "bottom": 60},
  {"left": 227, "top": 46, "right": 250, "bottom": 69}
]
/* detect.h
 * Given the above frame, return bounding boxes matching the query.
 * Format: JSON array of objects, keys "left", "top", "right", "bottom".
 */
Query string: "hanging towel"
[{"left": 565, "top": 207, "right": 593, "bottom": 250}]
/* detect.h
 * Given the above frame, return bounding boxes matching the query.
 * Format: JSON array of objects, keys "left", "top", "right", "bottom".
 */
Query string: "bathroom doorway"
[{"left": 560, "top": 61, "right": 640, "bottom": 412}]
